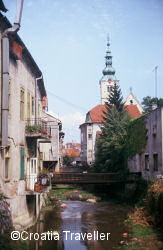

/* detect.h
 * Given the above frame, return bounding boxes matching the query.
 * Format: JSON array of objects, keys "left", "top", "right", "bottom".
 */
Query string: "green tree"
[
  {"left": 142, "top": 96, "right": 163, "bottom": 112},
  {"left": 95, "top": 83, "right": 130, "bottom": 173},
  {"left": 63, "top": 155, "right": 75, "bottom": 166},
  {"left": 105, "top": 83, "right": 124, "bottom": 112}
]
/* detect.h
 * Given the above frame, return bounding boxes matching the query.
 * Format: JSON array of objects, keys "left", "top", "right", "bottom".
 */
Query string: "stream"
[{"left": 28, "top": 199, "right": 131, "bottom": 250}]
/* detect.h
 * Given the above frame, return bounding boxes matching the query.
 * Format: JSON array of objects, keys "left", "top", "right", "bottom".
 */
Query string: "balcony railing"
[
  {"left": 25, "top": 174, "right": 51, "bottom": 192},
  {"left": 25, "top": 119, "right": 51, "bottom": 138}
]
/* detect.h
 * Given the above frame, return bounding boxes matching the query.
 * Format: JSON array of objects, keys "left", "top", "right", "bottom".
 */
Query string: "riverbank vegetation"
[
  {"left": 122, "top": 180, "right": 163, "bottom": 249},
  {"left": 48, "top": 184, "right": 100, "bottom": 202}
]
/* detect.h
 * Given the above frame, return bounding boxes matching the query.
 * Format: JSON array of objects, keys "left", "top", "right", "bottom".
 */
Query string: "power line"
[{"left": 47, "top": 90, "right": 87, "bottom": 112}]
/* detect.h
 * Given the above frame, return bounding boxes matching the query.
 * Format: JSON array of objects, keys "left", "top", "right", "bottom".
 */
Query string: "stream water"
[{"left": 28, "top": 199, "right": 131, "bottom": 250}]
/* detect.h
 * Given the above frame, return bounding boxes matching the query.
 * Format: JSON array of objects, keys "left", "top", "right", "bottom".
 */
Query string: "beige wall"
[{"left": 0, "top": 46, "right": 43, "bottom": 226}]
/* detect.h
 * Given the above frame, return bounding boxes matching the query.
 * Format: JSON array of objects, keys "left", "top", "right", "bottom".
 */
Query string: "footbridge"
[{"left": 52, "top": 172, "right": 140, "bottom": 184}]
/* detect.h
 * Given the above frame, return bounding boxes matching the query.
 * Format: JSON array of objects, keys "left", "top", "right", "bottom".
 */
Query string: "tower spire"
[
  {"left": 100, "top": 35, "right": 118, "bottom": 104},
  {"left": 102, "top": 36, "right": 116, "bottom": 81}
]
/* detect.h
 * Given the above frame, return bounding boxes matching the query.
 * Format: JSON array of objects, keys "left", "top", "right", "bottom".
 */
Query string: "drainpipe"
[
  {"left": 35, "top": 75, "right": 43, "bottom": 125},
  {"left": 1, "top": 0, "right": 24, "bottom": 147}
]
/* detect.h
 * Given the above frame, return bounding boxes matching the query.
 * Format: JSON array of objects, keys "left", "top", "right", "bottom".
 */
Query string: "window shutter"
[{"left": 20, "top": 147, "right": 25, "bottom": 179}]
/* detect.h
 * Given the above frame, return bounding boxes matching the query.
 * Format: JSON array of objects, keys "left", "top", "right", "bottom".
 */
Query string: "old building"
[
  {"left": 0, "top": 11, "right": 63, "bottom": 229},
  {"left": 128, "top": 107, "right": 163, "bottom": 180},
  {"left": 62, "top": 142, "right": 81, "bottom": 164},
  {"left": 41, "top": 111, "right": 64, "bottom": 172},
  {"left": 80, "top": 38, "right": 143, "bottom": 166}
]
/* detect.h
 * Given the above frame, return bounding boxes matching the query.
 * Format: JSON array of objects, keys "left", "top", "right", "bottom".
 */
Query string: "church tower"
[{"left": 100, "top": 37, "right": 118, "bottom": 104}]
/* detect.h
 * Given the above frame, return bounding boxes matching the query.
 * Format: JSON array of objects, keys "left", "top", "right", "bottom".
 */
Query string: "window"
[
  {"left": 32, "top": 96, "right": 34, "bottom": 115},
  {"left": 5, "top": 158, "right": 9, "bottom": 179},
  {"left": 88, "top": 134, "right": 92, "bottom": 139},
  {"left": 88, "top": 149, "right": 92, "bottom": 158},
  {"left": 108, "top": 86, "right": 113, "bottom": 92},
  {"left": 27, "top": 92, "right": 31, "bottom": 120},
  {"left": 130, "top": 100, "right": 133, "bottom": 104},
  {"left": 20, "top": 88, "right": 25, "bottom": 120},
  {"left": 153, "top": 153, "right": 158, "bottom": 171},
  {"left": 4, "top": 147, "right": 10, "bottom": 180},
  {"left": 31, "top": 159, "right": 37, "bottom": 174},
  {"left": 145, "top": 154, "right": 149, "bottom": 171},
  {"left": 20, "top": 147, "right": 25, "bottom": 179}
]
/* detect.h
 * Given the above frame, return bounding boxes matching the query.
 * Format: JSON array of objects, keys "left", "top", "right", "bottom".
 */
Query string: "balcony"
[
  {"left": 26, "top": 174, "right": 51, "bottom": 193},
  {"left": 25, "top": 119, "right": 51, "bottom": 139}
]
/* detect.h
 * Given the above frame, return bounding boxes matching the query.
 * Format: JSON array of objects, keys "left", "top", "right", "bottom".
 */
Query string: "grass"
[
  {"left": 49, "top": 184, "right": 99, "bottom": 201},
  {"left": 122, "top": 242, "right": 141, "bottom": 249},
  {"left": 132, "top": 224, "right": 158, "bottom": 237},
  {"left": 0, "top": 233, "right": 29, "bottom": 250}
]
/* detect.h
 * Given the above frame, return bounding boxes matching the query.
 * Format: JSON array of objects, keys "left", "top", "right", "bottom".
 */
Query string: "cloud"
[
  {"left": 48, "top": 111, "right": 85, "bottom": 143},
  {"left": 60, "top": 112, "right": 85, "bottom": 143}
]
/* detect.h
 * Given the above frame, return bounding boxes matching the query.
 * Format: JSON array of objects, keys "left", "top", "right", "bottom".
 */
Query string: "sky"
[{"left": 4, "top": 0, "right": 163, "bottom": 143}]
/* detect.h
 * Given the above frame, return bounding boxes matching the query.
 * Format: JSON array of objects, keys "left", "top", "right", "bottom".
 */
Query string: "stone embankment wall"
[{"left": 0, "top": 197, "right": 13, "bottom": 233}]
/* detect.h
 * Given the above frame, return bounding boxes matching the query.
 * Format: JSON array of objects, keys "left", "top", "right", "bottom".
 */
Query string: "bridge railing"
[
  {"left": 52, "top": 172, "right": 121, "bottom": 184},
  {"left": 52, "top": 172, "right": 141, "bottom": 184}
]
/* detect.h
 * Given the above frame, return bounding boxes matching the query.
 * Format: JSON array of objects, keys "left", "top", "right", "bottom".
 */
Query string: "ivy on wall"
[{"left": 125, "top": 116, "right": 148, "bottom": 159}]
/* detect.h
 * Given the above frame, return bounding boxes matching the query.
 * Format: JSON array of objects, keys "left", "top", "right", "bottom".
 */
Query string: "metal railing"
[
  {"left": 52, "top": 172, "right": 120, "bottom": 184},
  {"left": 52, "top": 172, "right": 141, "bottom": 184},
  {"left": 25, "top": 118, "right": 51, "bottom": 138},
  {"left": 25, "top": 174, "right": 51, "bottom": 192}
]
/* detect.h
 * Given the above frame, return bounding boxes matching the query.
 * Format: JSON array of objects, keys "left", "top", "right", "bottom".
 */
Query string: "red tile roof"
[
  {"left": 89, "top": 104, "right": 107, "bottom": 123},
  {"left": 89, "top": 104, "right": 141, "bottom": 123},
  {"left": 125, "top": 105, "right": 142, "bottom": 118},
  {"left": 62, "top": 148, "right": 80, "bottom": 158}
]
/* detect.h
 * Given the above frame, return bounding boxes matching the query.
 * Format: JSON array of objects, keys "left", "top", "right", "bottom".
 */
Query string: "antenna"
[{"left": 153, "top": 66, "right": 158, "bottom": 98}]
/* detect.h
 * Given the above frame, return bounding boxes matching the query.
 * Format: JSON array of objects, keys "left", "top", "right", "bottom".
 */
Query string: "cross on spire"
[{"left": 107, "top": 34, "right": 110, "bottom": 46}]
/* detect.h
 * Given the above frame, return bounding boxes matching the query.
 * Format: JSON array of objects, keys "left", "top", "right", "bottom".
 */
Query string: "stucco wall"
[
  {"left": 128, "top": 107, "right": 163, "bottom": 180},
  {"left": 80, "top": 122, "right": 102, "bottom": 165},
  {"left": 125, "top": 93, "right": 144, "bottom": 113},
  {"left": 0, "top": 46, "right": 43, "bottom": 228},
  {"left": 80, "top": 123, "right": 87, "bottom": 163}
]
